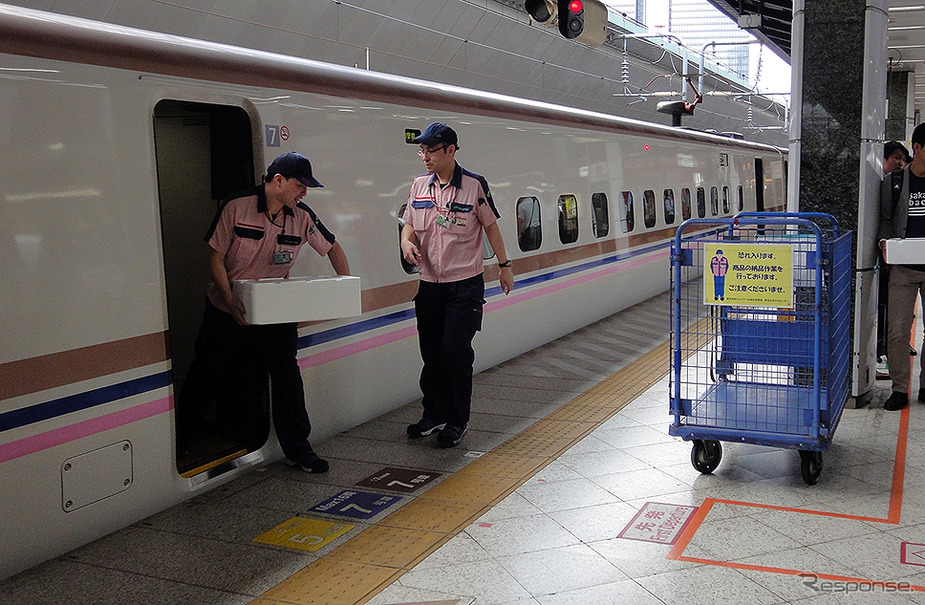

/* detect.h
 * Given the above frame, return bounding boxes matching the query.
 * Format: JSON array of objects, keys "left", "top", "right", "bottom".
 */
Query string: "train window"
[
  {"left": 591, "top": 192, "right": 609, "bottom": 238},
  {"left": 643, "top": 190, "right": 656, "bottom": 229},
  {"left": 621, "top": 191, "right": 635, "bottom": 233},
  {"left": 722, "top": 186, "right": 730, "bottom": 214},
  {"left": 710, "top": 187, "right": 719, "bottom": 216},
  {"left": 737, "top": 185, "right": 744, "bottom": 211},
  {"left": 663, "top": 189, "right": 675, "bottom": 225},
  {"left": 696, "top": 187, "right": 706, "bottom": 218},
  {"left": 516, "top": 196, "right": 542, "bottom": 252},
  {"left": 681, "top": 188, "right": 692, "bottom": 221},
  {"left": 558, "top": 194, "right": 579, "bottom": 244},
  {"left": 397, "top": 203, "right": 418, "bottom": 275}
]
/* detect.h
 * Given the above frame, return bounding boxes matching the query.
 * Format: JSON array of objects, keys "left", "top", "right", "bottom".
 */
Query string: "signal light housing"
[
  {"left": 557, "top": 0, "right": 607, "bottom": 47},
  {"left": 525, "top": 0, "right": 557, "bottom": 25},
  {"left": 527, "top": 0, "right": 608, "bottom": 47}
]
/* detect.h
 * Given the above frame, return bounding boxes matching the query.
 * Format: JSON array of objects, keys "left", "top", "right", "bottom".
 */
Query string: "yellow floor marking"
[
  {"left": 251, "top": 336, "right": 674, "bottom": 605},
  {"left": 323, "top": 525, "right": 449, "bottom": 569},
  {"left": 493, "top": 432, "right": 582, "bottom": 458},
  {"left": 378, "top": 497, "right": 489, "bottom": 533},
  {"left": 456, "top": 451, "right": 548, "bottom": 479},
  {"left": 416, "top": 472, "right": 522, "bottom": 504},
  {"left": 258, "top": 559, "right": 401, "bottom": 605},
  {"left": 253, "top": 517, "right": 354, "bottom": 552}
]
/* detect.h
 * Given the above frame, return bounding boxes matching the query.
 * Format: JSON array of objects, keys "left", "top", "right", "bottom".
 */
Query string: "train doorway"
[
  {"left": 755, "top": 158, "right": 766, "bottom": 212},
  {"left": 153, "top": 100, "right": 269, "bottom": 476}
]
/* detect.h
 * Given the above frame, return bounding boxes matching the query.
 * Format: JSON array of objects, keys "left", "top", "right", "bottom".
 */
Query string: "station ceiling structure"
[
  {"left": 706, "top": 0, "right": 925, "bottom": 110},
  {"left": 704, "top": 0, "right": 791, "bottom": 60}
]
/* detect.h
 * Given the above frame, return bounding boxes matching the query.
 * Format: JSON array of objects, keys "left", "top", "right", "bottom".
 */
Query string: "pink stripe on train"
[{"left": 0, "top": 397, "right": 173, "bottom": 463}]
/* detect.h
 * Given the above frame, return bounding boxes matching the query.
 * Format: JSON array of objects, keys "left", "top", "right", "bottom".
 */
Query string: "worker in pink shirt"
[
  {"left": 178, "top": 152, "right": 350, "bottom": 473},
  {"left": 400, "top": 123, "right": 513, "bottom": 448}
]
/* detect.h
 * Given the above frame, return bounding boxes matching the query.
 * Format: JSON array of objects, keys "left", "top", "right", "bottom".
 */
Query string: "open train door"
[
  {"left": 755, "top": 158, "right": 766, "bottom": 212},
  {"left": 153, "top": 100, "right": 270, "bottom": 477}
]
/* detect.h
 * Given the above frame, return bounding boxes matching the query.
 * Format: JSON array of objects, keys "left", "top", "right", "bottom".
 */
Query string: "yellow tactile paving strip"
[{"left": 250, "top": 338, "right": 677, "bottom": 605}]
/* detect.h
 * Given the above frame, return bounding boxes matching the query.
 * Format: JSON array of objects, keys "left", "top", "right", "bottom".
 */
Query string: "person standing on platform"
[
  {"left": 879, "top": 126, "right": 925, "bottom": 411},
  {"left": 400, "top": 123, "right": 514, "bottom": 448},
  {"left": 877, "top": 141, "right": 914, "bottom": 375},
  {"left": 178, "top": 151, "right": 350, "bottom": 471},
  {"left": 885, "top": 141, "right": 910, "bottom": 175}
]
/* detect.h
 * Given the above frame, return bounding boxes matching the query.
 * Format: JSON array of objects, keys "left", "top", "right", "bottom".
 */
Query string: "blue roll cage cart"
[{"left": 669, "top": 213, "right": 852, "bottom": 485}]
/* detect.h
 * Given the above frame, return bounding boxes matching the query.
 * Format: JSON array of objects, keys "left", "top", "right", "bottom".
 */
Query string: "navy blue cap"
[
  {"left": 412, "top": 122, "right": 458, "bottom": 148},
  {"left": 267, "top": 152, "right": 323, "bottom": 188}
]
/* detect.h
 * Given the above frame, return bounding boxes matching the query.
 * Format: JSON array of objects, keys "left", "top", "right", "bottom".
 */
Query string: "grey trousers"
[{"left": 887, "top": 265, "right": 925, "bottom": 393}]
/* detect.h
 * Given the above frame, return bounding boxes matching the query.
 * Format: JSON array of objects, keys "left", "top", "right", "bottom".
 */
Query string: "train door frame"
[{"left": 152, "top": 99, "right": 269, "bottom": 477}]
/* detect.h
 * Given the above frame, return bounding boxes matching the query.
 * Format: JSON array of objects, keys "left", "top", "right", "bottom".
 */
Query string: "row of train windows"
[{"left": 516, "top": 186, "right": 745, "bottom": 252}]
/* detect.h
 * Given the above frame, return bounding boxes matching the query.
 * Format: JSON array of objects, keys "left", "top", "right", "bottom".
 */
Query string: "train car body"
[{"left": 0, "top": 4, "right": 786, "bottom": 579}]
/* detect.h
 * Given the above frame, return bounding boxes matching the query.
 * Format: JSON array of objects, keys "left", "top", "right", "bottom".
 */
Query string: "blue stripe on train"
[{"left": 0, "top": 371, "right": 173, "bottom": 432}]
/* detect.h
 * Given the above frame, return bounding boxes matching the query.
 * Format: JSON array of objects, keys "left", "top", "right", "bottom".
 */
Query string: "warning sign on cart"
[{"left": 704, "top": 243, "right": 793, "bottom": 307}]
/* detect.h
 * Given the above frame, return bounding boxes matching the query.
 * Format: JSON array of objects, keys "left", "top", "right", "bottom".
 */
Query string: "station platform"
[{"left": 1, "top": 289, "right": 921, "bottom": 605}]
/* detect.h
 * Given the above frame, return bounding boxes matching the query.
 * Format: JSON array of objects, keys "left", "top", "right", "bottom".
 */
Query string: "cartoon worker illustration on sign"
[{"left": 710, "top": 248, "right": 728, "bottom": 301}]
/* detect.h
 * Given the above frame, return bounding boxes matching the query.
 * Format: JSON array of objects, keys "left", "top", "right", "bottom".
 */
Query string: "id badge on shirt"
[
  {"left": 273, "top": 250, "right": 293, "bottom": 265},
  {"left": 436, "top": 214, "right": 451, "bottom": 229}
]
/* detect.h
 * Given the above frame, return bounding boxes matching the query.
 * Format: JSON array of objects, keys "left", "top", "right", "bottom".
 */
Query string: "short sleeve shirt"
[
  {"left": 906, "top": 172, "right": 925, "bottom": 238},
  {"left": 402, "top": 163, "right": 500, "bottom": 283},
  {"left": 205, "top": 185, "right": 335, "bottom": 312}
]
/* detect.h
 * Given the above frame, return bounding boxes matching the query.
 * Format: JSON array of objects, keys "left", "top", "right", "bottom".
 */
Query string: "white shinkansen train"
[{"left": 0, "top": 4, "right": 786, "bottom": 579}]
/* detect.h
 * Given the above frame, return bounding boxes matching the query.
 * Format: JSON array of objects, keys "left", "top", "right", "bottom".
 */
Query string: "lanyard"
[{"left": 265, "top": 210, "right": 287, "bottom": 235}]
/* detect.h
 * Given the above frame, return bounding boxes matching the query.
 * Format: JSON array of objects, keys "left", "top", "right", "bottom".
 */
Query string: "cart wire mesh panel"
[{"left": 669, "top": 213, "right": 852, "bottom": 484}]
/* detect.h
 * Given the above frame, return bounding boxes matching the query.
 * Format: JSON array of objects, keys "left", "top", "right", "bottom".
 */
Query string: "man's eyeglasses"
[{"left": 418, "top": 145, "right": 447, "bottom": 157}]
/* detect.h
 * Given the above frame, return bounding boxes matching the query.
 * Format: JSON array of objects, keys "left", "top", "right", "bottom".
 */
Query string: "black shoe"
[
  {"left": 437, "top": 423, "right": 468, "bottom": 448},
  {"left": 884, "top": 392, "right": 909, "bottom": 411},
  {"left": 912, "top": 347, "right": 918, "bottom": 356},
  {"left": 285, "top": 454, "right": 329, "bottom": 473},
  {"left": 407, "top": 418, "right": 445, "bottom": 439}
]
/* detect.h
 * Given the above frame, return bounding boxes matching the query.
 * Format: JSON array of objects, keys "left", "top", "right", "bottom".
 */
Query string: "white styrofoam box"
[
  {"left": 234, "top": 275, "right": 361, "bottom": 325},
  {"left": 884, "top": 238, "right": 925, "bottom": 265}
]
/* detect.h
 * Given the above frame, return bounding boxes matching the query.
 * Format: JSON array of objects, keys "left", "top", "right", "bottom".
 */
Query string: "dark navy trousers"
[
  {"left": 413, "top": 274, "right": 485, "bottom": 427},
  {"left": 177, "top": 300, "right": 315, "bottom": 459}
]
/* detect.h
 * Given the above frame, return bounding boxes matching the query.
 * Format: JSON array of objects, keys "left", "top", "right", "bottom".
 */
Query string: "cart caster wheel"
[
  {"left": 799, "top": 450, "right": 823, "bottom": 485},
  {"left": 691, "top": 440, "right": 722, "bottom": 474}
]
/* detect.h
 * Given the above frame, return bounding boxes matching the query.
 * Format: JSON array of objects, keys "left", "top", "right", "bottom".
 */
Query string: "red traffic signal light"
[
  {"left": 558, "top": 0, "right": 583, "bottom": 38},
  {"left": 557, "top": 0, "right": 607, "bottom": 46},
  {"left": 528, "top": 0, "right": 608, "bottom": 47}
]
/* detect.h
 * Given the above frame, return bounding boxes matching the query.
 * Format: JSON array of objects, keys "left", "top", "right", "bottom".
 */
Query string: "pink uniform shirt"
[
  {"left": 206, "top": 186, "right": 335, "bottom": 313},
  {"left": 402, "top": 164, "right": 500, "bottom": 283}
]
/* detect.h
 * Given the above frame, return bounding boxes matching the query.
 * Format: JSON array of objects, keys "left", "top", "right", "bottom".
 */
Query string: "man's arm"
[
  {"left": 400, "top": 222, "right": 421, "bottom": 266},
  {"left": 484, "top": 221, "right": 513, "bottom": 295},
  {"left": 208, "top": 247, "right": 247, "bottom": 324},
  {"left": 326, "top": 241, "right": 351, "bottom": 275},
  {"left": 878, "top": 174, "right": 898, "bottom": 259}
]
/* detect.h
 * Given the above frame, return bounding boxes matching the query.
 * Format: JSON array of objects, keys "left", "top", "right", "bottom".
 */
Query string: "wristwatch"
[{"left": 498, "top": 260, "right": 512, "bottom": 268}]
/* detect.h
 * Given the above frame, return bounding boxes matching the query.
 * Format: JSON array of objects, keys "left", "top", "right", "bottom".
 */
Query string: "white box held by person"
[
  {"left": 884, "top": 238, "right": 925, "bottom": 265},
  {"left": 234, "top": 276, "right": 361, "bottom": 324}
]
